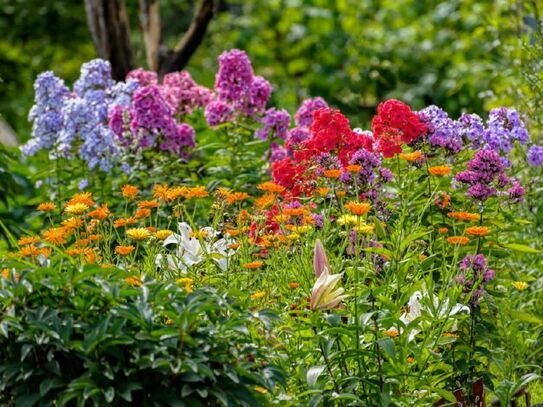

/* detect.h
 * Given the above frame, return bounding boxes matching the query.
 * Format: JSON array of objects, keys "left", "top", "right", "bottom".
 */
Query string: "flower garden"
[{"left": 0, "top": 46, "right": 542, "bottom": 406}]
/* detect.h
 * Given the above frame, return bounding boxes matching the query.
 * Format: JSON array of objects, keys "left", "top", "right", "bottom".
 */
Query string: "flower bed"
[{"left": 1, "top": 49, "right": 542, "bottom": 406}]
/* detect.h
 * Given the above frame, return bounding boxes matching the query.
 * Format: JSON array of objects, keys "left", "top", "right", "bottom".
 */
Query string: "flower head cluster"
[
  {"left": 455, "top": 254, "right": 495, "bottom": 306},
  {"left": 455, "top": 148, "right": 513, "bottom": 201},
  {"left": 208, "top": 49, "right": 272, "bottom": 125},
  {"left": 483, "top": 108, "right": 529, "bottom": 153},
  {"left": 527, "top": 145, "right": 543, "bottom": 167},
  {"left": 418, "top": 105, "right": 462, "bottom": 153},
  {"left": 23, "top": 59, "right": 136, "bottom": 171},
  {"left": 372, "top": 99, "right": 427, "bottom": 157},
  {"left": 256, "top": 108, "right": 291, "bottom": 141}
]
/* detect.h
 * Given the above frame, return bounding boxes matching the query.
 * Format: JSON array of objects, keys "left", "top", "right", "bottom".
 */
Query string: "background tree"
[{"left": 84, "top": 0, "right": 216, "bottom": 80}]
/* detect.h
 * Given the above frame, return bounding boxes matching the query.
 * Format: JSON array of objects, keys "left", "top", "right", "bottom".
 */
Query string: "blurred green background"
[{"left": 0, "top": 0, "right": 541, "bottom": 139}]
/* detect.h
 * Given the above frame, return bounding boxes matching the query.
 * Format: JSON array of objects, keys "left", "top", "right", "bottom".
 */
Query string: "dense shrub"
[{"left": 0, "top": 265, "right": 284, "bottom": 406}]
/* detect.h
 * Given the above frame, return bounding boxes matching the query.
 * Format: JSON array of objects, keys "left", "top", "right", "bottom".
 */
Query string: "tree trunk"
[
  {"left": 158, "top": 0, "right": 215, "bottom": 77},
  {"left": 139, "top": 0, "right": 161, "bottom": 72},
  {"left": 84, "top": 0, "right": 134, "bottom": 80}
]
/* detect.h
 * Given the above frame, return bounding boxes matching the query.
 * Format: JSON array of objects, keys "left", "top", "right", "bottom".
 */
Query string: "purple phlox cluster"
[
  {"left": 205, "top": 100, "right": 233, "bottom": 127},
  {"left": 126, "top": 68, "right": 158, "bottom": 86},
  {"left": 256, "top": 108, "right": 291, "bottom": 141},
  {"left": 348, "top": 149, "right": 383, "bottom": 187},
  {"left": 455, "top": 254, "right": 495, "bottom": 306},
  {"left": 508, "top": 179, "right": 525, "bottom": 203},
  {"left": 483, "top": 108, "right": 529, "bottom": 153},
  {"left": 418, "top": 105, "right": 463, "bottom": 153},
  {"left": 210, "top": 49, "right": 272, "bottom": 121},
  {"left": 455, "top": 148, "right": 507, "bottom": 201},
  {"left": 24, "top": 59, "right": 131, "bottom": 171},
  {"left": 270, "top": 142, "right": 287, "bottom": 162},
  {"left": 315, "top": 153, "right": 341, "bottom": 176},
  {"left": 295, "top": 97, "right": 328, "bottom": 127},
  {"left": 128, "top": 85, "right": 195, "bottom": 158},
  {"left": 458, "top": 113, "right": 485, "bottom": 148},
  {"left": 527, "top": 145, "right": 543, "bottom": 167},
  {"left": 161, "top": 71, "right": 213, "bottom": 115},
  {"left": 23, "top": 71, "right": 69, "bottom": 156}
]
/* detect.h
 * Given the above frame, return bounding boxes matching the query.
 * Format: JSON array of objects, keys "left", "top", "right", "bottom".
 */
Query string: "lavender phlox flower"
[{"left": 256, "top": 108, "right": 291, "bottom": 140}]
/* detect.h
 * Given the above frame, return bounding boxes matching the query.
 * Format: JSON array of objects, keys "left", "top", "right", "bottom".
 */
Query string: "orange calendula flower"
[
  {"left": 65, "top": 248, "right": 84, "bottom": 256},
  {"left": 125, "top": 276, "right": 143, "bottom": 287},
  {"left": 122, "top": 184, "right": 139, "bottom": 200},
  {"left": 138, "top": 200, "right": 159, "bottom": 209},
  {"left": 257, "top": 182, "right": 285, "bottom": 194},
  {"left": 115, "top": 245, "right": 135, "bottom": 256},
  {"left": 135, "top": 208, "right": 151, "bottom": 219},
  {"left": 64, "top": 203, "right": 89, "bottom": 215},
  {"left": 428, "top": 165, "right": 452, "bottom": 176},
  {"left": 418, "top": 254, "right": 427, "bottom": 261},
  {"left": 126, "top": 228, "right": 151, "bottom": 241},
  {"left": 19, "top": 245, "right": 42, "bottom": 257},
  {"left": 316, "top": 187, "right": 330, "bottom": 197},
  {"left": 184, "top": 186, "right": 208, "bottom": 199},
  {"left": 254, "top": 194, "right": 274, "bottom": 209},
  {"left": 89, "top": 234, "right": 102, "bottom": 242},
  {"left": 407, "top": 357, "right": 416, "bottom": 364},
  {"left": 345, "top": 201, "right": 371, "bottom": 216},
  {"left": 465, "top": 226, "right": 490, "bottom": 237},
  {"left": 1, "top": 268, "right": 19, "bottom": 281},
  {"left": 18, "top": 236, "right": 39, "bottom": 246},
  {"left": 238, "top": 210, "right": 251, "bottom": 223},
  {"left": 438, "top": 227, "right": 449, "bottom": 234},
  {"left": 225, "top": 229, "right": 240, "bottom": 238},
  {"left": 323, "top": 169, "right": 342, "bottom": 179},
  {"left": 88, "top": 205, "right": 110, "bottom": 220},
  {"left": 37, "top": 202, "right": 56, "bottom": 212},
  {"left": 399, "top": 151, "right": 424, "bottom": 162},
  {"left": 74, "top": 238, "right": 90, "bottom": 248},
  {"left": 447, "top": 211, "right": 480, "bottom": 222},
  {"left": 43, "top": 227, "right": 68, "bottom": 245},
  {"left": 283, "top": 207, "right": 305, "bottom": 217},
  {"left": 155, "top": 230, "right": 173, "bottom": 240},
  {"left": 243, "top": 261, "right": 264, "bottom": 269},
  {"left": 384, "top": 328, "right": 399, "bottom": 337},
  {"left": 153, "top": 184, "right": 171, "bottom": 201},
  {"left": 167, "top": 186, "right": 188, "bottom": 201},
  {"left": 288, "top": 282, "right": 300, "bottom": 289},
  {"left": 435, "top": 192, "right": 451, "bottom": 209},
  {"left": 335, "top": 190, "right": 347, "bottom": 198},
  {"left": 62, "top": 217, "right": 84, "bottom": 230},
  {"left": 228, "top": 242, "right": 240, "bottom": 250},
  {"left": 67, "top": 192, "right": 95, "bottom": 207},
  {"left": 226, "top": 191, "right": 250, "bottom": 204},
  {"left": 447, "top": 236, "right": 470, "bottom": 245},
  {"left": 250, "top": 291, "right": 266, "bottom": 300},
  {"left": 345, "top": 164, "right": 362, "bottom": 173}
]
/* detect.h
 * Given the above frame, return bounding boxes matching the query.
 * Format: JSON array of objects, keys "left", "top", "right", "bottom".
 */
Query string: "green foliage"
[{"left": 0, "top": 265, "right": 284, "bottom": 406}]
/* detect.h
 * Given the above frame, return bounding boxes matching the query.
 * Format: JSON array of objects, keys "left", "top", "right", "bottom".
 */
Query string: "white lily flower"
[
  {"left": 155, "top": 222, "right": 236, "bottom": 273},
  {"left": 399, "top": 288, "right": 470, "bottom": 341}
]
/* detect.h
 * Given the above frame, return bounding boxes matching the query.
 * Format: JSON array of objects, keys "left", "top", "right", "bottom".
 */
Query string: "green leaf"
[
  {"left": 306, "top": 365, "right": 326, "bottom": 389},
  {"left": 501, "top": 243, "right": 541, "bottom": 253}
]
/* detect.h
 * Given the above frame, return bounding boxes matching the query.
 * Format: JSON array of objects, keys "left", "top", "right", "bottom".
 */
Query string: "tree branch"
[
  {"left": 139, "top": 0, "right": 161, "bottom": 72},
  {"left": 84, "top": 0, "right": 134, "bottom": 80},
  {"left": 158, "top": 0, "right": 215, "bottom": 77}
]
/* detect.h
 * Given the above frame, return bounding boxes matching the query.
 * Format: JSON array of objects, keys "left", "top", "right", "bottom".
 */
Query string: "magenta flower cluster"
[
  {"left": 205, "top": 49, "right": 272, "bottom": 127},
  {"left": 455, "top": 148, "right": 523, "bottom": 202},
  {"left": 456, "top": 254, "right": 495, "bottom": 306}
]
